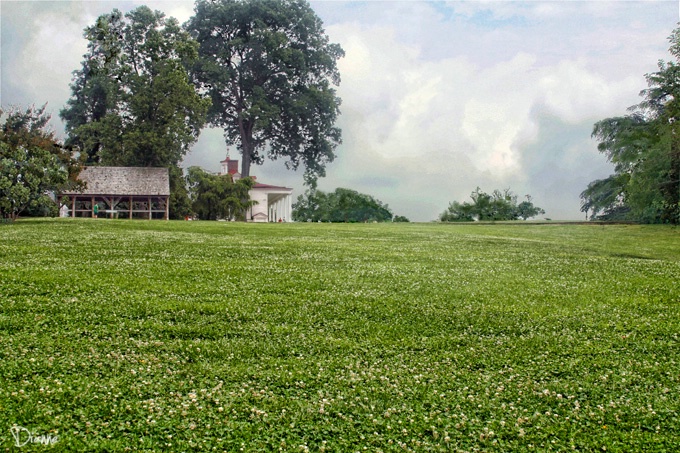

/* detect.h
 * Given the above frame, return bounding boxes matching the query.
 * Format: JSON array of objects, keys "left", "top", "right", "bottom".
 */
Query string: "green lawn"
[{"left": 1, "top": 219, "right": 679, "bottom": 451}]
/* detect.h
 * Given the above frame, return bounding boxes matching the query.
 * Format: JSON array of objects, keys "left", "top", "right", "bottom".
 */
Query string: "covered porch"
[{"left": 247, "top": 184, "right": 294, "bottom": 222}]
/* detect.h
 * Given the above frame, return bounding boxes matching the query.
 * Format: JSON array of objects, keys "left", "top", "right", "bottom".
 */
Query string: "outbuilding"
[{"left": 59, "top": 167, "right": 170, "bottom": 219}]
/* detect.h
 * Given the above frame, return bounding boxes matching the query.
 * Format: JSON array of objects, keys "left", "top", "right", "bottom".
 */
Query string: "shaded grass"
[{"left": 1, "top": 219, "right": 679, "bottom": 451}]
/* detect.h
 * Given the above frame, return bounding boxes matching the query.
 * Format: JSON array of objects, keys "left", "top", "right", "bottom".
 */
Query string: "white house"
[{"left": 219, "top": 155, "right": 294, "bottom": 222}]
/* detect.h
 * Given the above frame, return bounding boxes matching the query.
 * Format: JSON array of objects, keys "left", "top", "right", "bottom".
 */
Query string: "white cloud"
[{"left": 537, "top": 59, "right": 644, "bottom": 123}]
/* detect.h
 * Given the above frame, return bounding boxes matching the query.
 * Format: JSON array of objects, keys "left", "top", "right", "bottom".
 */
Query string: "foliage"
[
  {"left": 392, "top": 215, "right": 410, "bottom": 223},
  {"left": 0, "top": 105, "right": 80, "bottom": 220},
  {"left": 61, "top": 6, "right": 210, "bottom": 168},
  {"left": 186, "top": 166, "right": 255, "bottom": 220},
  {"left": 186, "top": 0, "right": 344, "bottom": 185},
  {"left": 1, "top": 220, "right": 679, "bottom": 451},
  {"left": 168, "top": 166, "right": 192, "bottom": 220},
  {"left": 292, "top": 187, "right": 393, "bottom": 222},
  {"left": 580, "top": 174, "right": 630, "bottom": 220},
  {"left": 583, "top": 26, "right": 680, "bottom": 223},
  {"left": 440, "top": 188, "right": 545, "bottom": 222}
]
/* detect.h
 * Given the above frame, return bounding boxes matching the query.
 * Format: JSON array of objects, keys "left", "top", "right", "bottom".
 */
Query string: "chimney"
[
  {"left": 220, "top": 154, "right": 239, "bottom": 175},
  {"left": 227, "top": 159, "right": 239, "bottom": 175}
]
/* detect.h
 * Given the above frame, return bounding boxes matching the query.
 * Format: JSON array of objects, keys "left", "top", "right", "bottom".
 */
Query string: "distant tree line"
[
  {"left": 293, "top": 188, "right": 406, "bottom": 223},
  {"left": 440, "top": 188, "right": 545, "bottom": 222},
  {"left": 581, "top": 26, "right": 680, "bottom": 224}
]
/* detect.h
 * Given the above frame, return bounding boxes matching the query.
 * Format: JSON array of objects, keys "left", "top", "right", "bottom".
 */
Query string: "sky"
[{"left": 1, "top": 0, "right": 678, "bottom": 221}]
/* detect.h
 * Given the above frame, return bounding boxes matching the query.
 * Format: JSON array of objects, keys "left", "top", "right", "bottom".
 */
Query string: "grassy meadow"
[{"left": 1, "top": 219, "right": 679, "bottom": 451}]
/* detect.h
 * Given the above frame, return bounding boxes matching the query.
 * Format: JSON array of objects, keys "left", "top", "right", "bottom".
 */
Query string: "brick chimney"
[
  {"left": 228, "top": 159, "right": 238, "bottom": 175},
  {"left": 220, "top": 155, "right": 240, "bottom": 176}
]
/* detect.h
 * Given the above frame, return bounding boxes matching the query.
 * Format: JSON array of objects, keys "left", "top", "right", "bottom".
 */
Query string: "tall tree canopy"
[
  {"left": 186, "top": 0, "right": 344, "bottom": 185},
  {"left": 60, "top": 6, "right": 210, "bottom": 168},
  {"left": 582, "top": 26, "right": 680, "bottom": 223},
  {"left": 293, "top": 188, "right": 394, "bottom": 223},
  {"left": 440, "top": 188, "right": 545, "bottom": 222},
  {"left": 1, "top": 105, "right": 81, "bottom": 220}
]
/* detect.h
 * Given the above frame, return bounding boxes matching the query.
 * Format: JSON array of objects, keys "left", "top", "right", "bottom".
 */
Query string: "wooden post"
[
  {"left": 165, "top": 196, "right": 169, "bottom": 220},
  {"left": 129, "top": 196, "right": 133, "bottom": 219}
]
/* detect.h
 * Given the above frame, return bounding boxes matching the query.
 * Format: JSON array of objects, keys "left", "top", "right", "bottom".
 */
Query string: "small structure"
[
  {"left": 60, "top": 167, "right": 170, "bottom": 219},
  {"left": 219, "top": 156, "right": 293, "bottom": 222}
]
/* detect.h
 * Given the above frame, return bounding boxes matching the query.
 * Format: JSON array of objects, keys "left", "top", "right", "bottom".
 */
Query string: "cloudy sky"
[{"left": 1, "top": 1, "right": 677, "bottom": 221}]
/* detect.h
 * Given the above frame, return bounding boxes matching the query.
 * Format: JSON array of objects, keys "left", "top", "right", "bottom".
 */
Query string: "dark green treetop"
[{"left": 60, "top": 6, "right": 210, "bottom": 168}]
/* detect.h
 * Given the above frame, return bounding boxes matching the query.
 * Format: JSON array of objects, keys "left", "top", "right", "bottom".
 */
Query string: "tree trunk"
[
  {"left": 238, "top": 118, "right": 253, "bottom": 178},
  {"left": 241, "top": 147, "right": 251, "bottom": 178}
]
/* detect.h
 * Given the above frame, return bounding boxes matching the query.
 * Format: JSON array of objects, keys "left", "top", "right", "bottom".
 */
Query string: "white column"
[
  {"left": 287, "top": 194, "right": 292, "bottom": 222},
  {"left": 283, "top": 195, "right": 289, "bottom": 222}
]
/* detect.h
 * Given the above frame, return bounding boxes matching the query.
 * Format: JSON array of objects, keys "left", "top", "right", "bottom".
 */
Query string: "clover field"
[{"left": 1, "top": 219, "right": 679, "bottom": 452}]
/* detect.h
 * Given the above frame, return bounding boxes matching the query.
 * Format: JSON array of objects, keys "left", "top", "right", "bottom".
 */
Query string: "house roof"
[
  {"left": 252, "top": 182, "right": 293, "bottom": 191},
  {"left": 63, "top": 167, "right": 170, "bottom": 196}
]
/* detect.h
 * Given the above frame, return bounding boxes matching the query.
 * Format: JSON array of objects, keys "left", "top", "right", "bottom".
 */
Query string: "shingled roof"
[{"left": 64, "top": 167, "right": 170, "bottom": 196}]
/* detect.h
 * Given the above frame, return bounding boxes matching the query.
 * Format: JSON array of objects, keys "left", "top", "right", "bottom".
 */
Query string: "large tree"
[
  {"left": 186, "top": 0, "right": 344, "bottom": 185},
  {"left": 0, "top": 105, "right": 81, "bottom": 220},
  {"left": 582, "top": 26, "right": 680, "bottom": 223}
]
